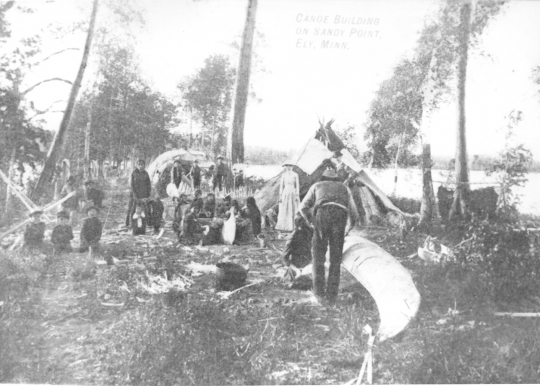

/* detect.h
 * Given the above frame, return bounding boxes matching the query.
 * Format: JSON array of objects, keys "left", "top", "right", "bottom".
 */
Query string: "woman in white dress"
[{"left": 276, "top": 162, "right": 300, "bottom": 231}]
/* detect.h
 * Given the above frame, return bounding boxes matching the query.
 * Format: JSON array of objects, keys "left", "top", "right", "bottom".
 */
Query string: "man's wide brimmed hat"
[
  {"left": 217, "top": 155, "right": 225, "bottom": 160},
  {"left": 282, "top": 160, "right": 295, "bottom": 167},
  {"left": 86, "top": 206, "right": 100, "bottom": 214},
  {"left": 322, "top": 169, "right": 338, "bottom": 179},
  {"left": 84, "top": 180, "right": 95, "bottom": 186},
  {"left": 29, "top": 209, "right": 44, "bottom": 217}
]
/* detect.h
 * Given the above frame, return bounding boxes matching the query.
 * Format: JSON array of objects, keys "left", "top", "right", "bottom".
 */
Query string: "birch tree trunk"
[
  {"left": 419, "top": 48, "right": 441, "bottom": 225},
  {"left": 31, "top": 0, "right": 99, "bottom": 201},
  {"left": 227, "top": 0, "right": 258, "bottom": 164},
  {"left": 449, "top": 1, "right": 472, "bottom": 221},
  {"left": 84, "top": 106, "right": 92, "bottom": 180}
]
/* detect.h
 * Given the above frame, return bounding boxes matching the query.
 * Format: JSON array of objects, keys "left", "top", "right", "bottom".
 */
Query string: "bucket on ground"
[{"left": 215, "top": 262, "right": 247, "bottom": 291}]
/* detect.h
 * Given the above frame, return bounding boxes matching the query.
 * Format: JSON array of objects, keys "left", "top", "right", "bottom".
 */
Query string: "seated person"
[
  {"left": 24, "top": 210, "right": 45, "bottom": 250},
  {"left": 84, "top": 180, "right": 105, "bottom": 208},
  {"left": 80, "top": 206, "right": 102, "bottom": 257},
  {"left": 51, "top": 211, "right": 74, "bottom": 255},
  {"left": 172, "top": 193, "right": 188, "bottom": 234},
  {"left": 201, "top": 192, "right": 216, "bottom": 218},
  {"left": 179, "top": 206, "right": 204, "bottom": 245},
  {"left": 241, "top": 196, "right": 262, "bottom": 237},
  {"left": 191, "top": 189, "right": 204, "bottom": 213},
  {"left": 265, "top": 205, "right": 279, "bottom": 229},
  {"left": 216, "top": 194, "right": 232, "bottom": 219},
  {"left": 230, "top": 200, "right": 251, "bottom": 244},
  {"left": 281, "top": 213, "right": 313, "bottom": 271},
  {"left": 132, "top": 205, "right": 147, "bottom": 236}
]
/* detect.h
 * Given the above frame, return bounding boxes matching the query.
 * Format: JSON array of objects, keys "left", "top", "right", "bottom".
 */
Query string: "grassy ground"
[{"left": 1, "top": 181, "right": 540, "bottom": 384}]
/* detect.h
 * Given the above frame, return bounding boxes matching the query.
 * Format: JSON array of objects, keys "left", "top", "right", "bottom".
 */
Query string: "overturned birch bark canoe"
[{"left": 341, "top": 228, "right": 421, "bottom": 342}]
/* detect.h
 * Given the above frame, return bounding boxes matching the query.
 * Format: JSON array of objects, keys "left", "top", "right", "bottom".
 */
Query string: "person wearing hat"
[
  {"left": 83, "top": 180, "right": 105, "bottom": 208},
  {"left": 24, "top": 210, "right": 46, "bottom": 249},
  {"left": 299, "top": 168, "right": 357, "bottom": 306},
  {"left": 61, "top": 175, "right": 80, "bottom": 226},
  {"left": 126, "top": 159, "right": 151, "bottom": 227},
  {"left": 189, "top": 159, "right": 202, "bottom": 189},
  {"left": 276, "top": 161, "right": 300, "bottom": 232},
  {"left": 234, "top": 168, "right": 244, "bottom": 189},
  {"left": 212, "top": 156, "right": 228, "bottom": 192},
  {"left": 51, "top": 211, "right": 74, "bottom": 255},
  {"left": 80, "top": 206, "right": 102, "bottom": 257}
]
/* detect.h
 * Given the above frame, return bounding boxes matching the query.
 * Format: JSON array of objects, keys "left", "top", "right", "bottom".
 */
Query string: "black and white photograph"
[{"left": 1, "top": 0, "right": 540, "bottom": 384}]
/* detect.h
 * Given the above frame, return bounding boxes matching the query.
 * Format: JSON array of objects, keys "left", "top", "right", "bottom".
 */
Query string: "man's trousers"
[{"left": 312, "top": 206, "right": 348, "bottom": 303}]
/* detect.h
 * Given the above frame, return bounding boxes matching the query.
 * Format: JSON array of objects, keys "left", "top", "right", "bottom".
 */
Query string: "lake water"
[{"left": 244, "top": 165, "right": 540, "bottom": 216}]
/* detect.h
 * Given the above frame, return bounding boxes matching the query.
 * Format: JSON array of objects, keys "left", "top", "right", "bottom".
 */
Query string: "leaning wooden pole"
[
  {"left": 31, "top": 0, "right": 99, "bottom": 201},
  {"left": 227, "top": 0, "right": 258, "bottom": 165}
]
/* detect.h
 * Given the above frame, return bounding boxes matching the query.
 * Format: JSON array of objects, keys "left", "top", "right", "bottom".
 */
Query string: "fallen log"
[
  {"left": 494, "top": 312, "right": 540, "bottom": 317},
  {"left": 341, "top": 228, "right": 421, "bottom": 342}
]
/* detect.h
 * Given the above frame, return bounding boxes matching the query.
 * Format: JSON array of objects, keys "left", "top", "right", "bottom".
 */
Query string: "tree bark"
[
  {"left": 419, "top": 47, "right": 441, "bottom": 225},
  {"left": 31, "top": 0, "right": 99, "bottom": 201},
  {"left": 449, "top": 1, "right": 472, "bottom": 221},
  {"left": 84, "top": 105, "right": 92, "bottom": 180},
  {"left": 227, "top": 0, "right": 258, "bottom": 164},
  {"left": 4, "top": 146, "right": 17, "bottom": 215}
]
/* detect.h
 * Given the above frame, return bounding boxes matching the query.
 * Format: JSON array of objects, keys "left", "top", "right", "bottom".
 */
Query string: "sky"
[{"left": 7, "top": 0, "right": 540, "bottom": 159}]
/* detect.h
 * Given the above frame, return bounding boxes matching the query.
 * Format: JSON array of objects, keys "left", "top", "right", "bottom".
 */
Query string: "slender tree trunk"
[
  {"left": 84, "top": 105, "right": 92, "bottom": 180},
  {"left": 227, "top": 0, "right": 258, "bottom": 164},
  {"left": 392, "top": 132, "right": 404, "bottom": 196},
  {"left": 449, "top": 1, "right": 472, "bottom": 221},
  {"left": 419, "top": 48, "right": 441, "bottom": 225},
  {"left": 31, "top": 0, "right": 99, "bottom": 201},
  {"left": 4, "top": 147, "right": 17, "bottom": 214},
  {"left": 211, "top": 115, "right": 216, "bottom": 157}
]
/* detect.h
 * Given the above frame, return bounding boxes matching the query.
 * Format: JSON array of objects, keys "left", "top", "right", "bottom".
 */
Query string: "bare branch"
[
  {"left": 29, "top": 48, "right": 80, "bottom": 68},
  {"left": 22, "top": 78, "right": 73, "bottom": 96},
  {"left": 26, "top": 100, "right": 66, "bottom": 121}
]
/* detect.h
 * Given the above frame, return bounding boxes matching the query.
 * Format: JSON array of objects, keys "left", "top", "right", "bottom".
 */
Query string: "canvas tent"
[
  {"left": 147, "top": 149, "right": 213, "bottom": 184},
  {"left": 254, "top": 121, "right": 407, "bottom": 228}
]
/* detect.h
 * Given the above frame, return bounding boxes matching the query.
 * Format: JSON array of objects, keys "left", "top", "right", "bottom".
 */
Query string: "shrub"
[
  {"left": 0, "top": 251, "right": 46, "bottom": 382},
  {"left": 454, "top": 218, "right": 540, "bottom": 304},
  {"left": 389, "top": 195, "right": 421, "bottom": 214}
]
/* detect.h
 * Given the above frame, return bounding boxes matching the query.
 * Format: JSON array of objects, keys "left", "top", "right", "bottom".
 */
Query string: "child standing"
[
  {"left": 148, "top": 194, "right": 164, "bottom": 235},
  {"left": 24, "top": 210, "right": 45, "bottom": 249},
  {"left": 132, "top": 205, "right": 147, "bottom": 235},
  {"left": 80, "top": 206, "right": 102, "bottom": 257},
  {"left": 51, "top": 211, "right": 74, "bottom": 255}
]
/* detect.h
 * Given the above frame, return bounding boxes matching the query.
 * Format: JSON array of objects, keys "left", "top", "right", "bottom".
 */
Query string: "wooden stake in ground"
[{"left": 32, "top": 0, "right": 99, "bottom": 201}]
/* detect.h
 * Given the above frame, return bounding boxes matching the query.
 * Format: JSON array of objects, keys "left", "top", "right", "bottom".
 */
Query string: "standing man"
[
  {"left": 170, "top": 159, "right": 183, "bottom": 190},
  {"left": 299, "top": 169, "right": 356, "bottom": 305},
  {"left": 213, "top": 156, "right": 227, "bottom": 192},
  {"left": 126, "top": 159, "right": 151, "bottom": 227},
  {"left": 189, "top": 159, "right": 202, "bottom": 189}
]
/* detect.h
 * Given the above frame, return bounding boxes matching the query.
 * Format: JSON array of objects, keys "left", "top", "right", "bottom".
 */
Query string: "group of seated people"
[
  {"left": 23, "top": 206, "right": 103, "bottom": 259},
  {"left": 172, "top": 189, "right": 262, "bottom": 246}
]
